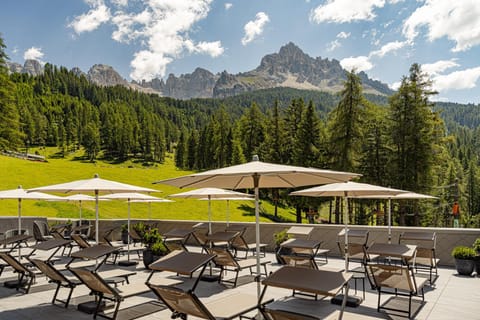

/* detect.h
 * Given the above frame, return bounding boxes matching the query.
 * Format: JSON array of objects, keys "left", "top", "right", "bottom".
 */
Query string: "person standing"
[{"left": 452, "top": 201, "right": 460, "bottom": 228}]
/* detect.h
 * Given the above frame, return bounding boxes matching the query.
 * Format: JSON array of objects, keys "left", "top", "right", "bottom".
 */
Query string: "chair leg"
[
  {"left": 52, "top": 282, "right": 61, "bottom": 305},
  {"left": 94, "top": 294, "right": 104, "bottom": 319},
  {"left": 65, "top": 285, "right": 76, "bottom": 308}
]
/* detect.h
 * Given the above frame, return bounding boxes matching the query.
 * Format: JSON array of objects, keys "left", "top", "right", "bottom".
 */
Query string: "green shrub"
[
  {"left": 273, "top": 228, "right": 290, "bottom": 246},
  {"left": 150, "top": 241, "right": 167, "bottom": 256},
  {"left": 472, "top": 238, "right": 480, "bottom": 253},
  {"left": 451, "top": 246, "right": 476, "bottom": 259}
]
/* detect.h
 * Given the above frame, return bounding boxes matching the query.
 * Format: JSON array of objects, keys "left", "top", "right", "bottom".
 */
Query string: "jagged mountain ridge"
[{"left": 7, "top": 42, "right": 393, "bottom": 99}]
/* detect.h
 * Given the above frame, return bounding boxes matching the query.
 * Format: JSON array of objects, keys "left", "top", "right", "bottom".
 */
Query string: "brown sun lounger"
[
  {"left": 148, "top": 284, "right": 264, "bottom": 320},
  {"left": 69, "top": 267, "right": 168, "bottom": 320},
  {"left": 0, "top": 252, "right": 36, "bottom": 293}
]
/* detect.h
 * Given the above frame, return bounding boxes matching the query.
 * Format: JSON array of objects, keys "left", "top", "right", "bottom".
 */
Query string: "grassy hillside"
[{"left": 0, "top": 149, "right": 299, "bottom": 223}]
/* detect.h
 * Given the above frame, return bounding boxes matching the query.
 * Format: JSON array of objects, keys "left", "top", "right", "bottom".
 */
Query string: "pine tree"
[
  {"left": 293, "top": 100, "right": 322, "bottom": 166},
  {"left": 284, "top": 98, "right": 304, "bottom": 164}
]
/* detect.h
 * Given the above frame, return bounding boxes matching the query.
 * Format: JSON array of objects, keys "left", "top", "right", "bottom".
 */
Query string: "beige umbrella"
[
  {"left": 169, "top": 188, "right": 253, "bottom": 234},
  {"left": 155, "top": 155, "right": 360, "bottom": 299},
  {"left": 28, "top": 174, "right": 158, "bottom": 244},
  {"left": 62, "top": 194, "right": 107, "bottom": 226},
  {"left": 100, "top": 192, "right": 165, "bottom": 265},
  {"left": 354, "top": 192, "right": 438, "bottom": 243},
  {"left": 290, "top": 181, "right": 408, "bottom": 271},
  {"left": 0, "top": 186, "right": 63, "bottom": 257}
]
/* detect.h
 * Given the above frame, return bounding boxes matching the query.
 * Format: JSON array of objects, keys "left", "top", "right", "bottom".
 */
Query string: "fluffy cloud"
[
  {"left": 326, "top": 32, "right": 351, "bottom": 51},
  {"left": 24, "top": 47, "right": 44, "bottom": 61},
  {"left": 310, "top": 0, "right": 385, "bottom": 24},
  {"left": 340, "top": 56, "right": 373, "bottom": 72},
  {"left": 421, "top": 59, "right": 459, "bottom": 76},
  {"left": 71, "top": 0, "right": 224, "bottom": 81},
  {"left": 432, "top": 67, "right": 480, "bottom": 91},
  {"left": 241, "top": 12, "right": 270, "bottom": 46},
  {"left": 69, "top": 1, "right": 111, "bottom": 34},
  {"left": 225, "top": 3, "right": 232, "bottom": 10},
  {"left": 403, "top": 0, "right": 480, "bottom": 52},
  {"left": 337, "top": 31, "right": 351, "bottom": 39},
  {"left": 370, "top": 40, "right": 406, "bottom": 58}
]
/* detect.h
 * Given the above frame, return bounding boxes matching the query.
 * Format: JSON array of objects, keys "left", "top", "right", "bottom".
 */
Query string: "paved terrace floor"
[{"left": 0, "top": 245, "right": 479, "bottom": 320}]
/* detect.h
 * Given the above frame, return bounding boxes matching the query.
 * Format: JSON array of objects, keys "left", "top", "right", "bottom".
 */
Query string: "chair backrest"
[
  {"left": 29, "top": 258, "right": 70, "bottom": 284},
  {"left": 286, "top": 226, "right": 313, "bottom": 240},
  {"left": 71, "top": 234, "right": 91, "bottom": 249},
  {"left": 226, "top": 225, "right": 248, "bottom": 249},
  {"left": 367, "top": 263, "right": 418, "bottom": 294},
  {"left": 208, "top": 247, "right": 239, "bottom": 269},
  {"left": 148, "top": 284, "right": 215, "bottom": 320},
  {"left": 263, "top": 308, "right": 320, "bottom": 320},
  {"left": 69, "top": 267, "right": 118, "bottom": 298},
  {"left": 192, "top": 223, "right": 209, "bottom": 246},
  {"left": 337, "top": 230, "right": 369, "bottom": 262},
  {"left": 0, "top": 252, "right": 32, "bottom": 275},
  {"left": 33, "top": 221, "right": 50, "bottom": 241},
  {"left": 398, "top": 231, "right": 436, "bottom": 262},
  {"left": 4, "top": 229, "right": 29, "bottom": 238}
]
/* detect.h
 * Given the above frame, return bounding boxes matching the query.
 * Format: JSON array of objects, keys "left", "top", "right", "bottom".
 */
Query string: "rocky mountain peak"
[{"left": 87, "top": 64, "right": 128, "bottom": 87}]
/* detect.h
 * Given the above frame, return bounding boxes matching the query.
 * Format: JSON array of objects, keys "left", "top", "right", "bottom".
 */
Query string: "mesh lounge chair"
[
  {"left": 191, "top": 223, "right": 209, "bottom": 252},
  {"left": 399, "top": 231, "right": 439, "bottom": 283},
  {"left": 148, "top": 284, "right": 262, "bottom": 320},
  {"left": 0, "top": 252, "right": 36, "bottom": 293},
  {"left": 69, "top": 267, "right": 152, "bottom": 320},
  {"left": 28, "top": 258, "right": 80, "bottom": 307},
  {"left": 226, "top": 225, "right": 267, "bottom": 258},
  {"left": 33, "top": 220, "right": 54, "bottom": 243},
  {"left": 207, "top": 247, "right": 270, "bottom": 287},
  {"left": 368, "top": 263, "right": 427, "bottom": 319}
]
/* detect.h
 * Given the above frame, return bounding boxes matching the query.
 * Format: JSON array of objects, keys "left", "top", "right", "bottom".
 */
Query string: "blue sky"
[{"left": 1, "top": 0, "right": 479, "bottom": 103}]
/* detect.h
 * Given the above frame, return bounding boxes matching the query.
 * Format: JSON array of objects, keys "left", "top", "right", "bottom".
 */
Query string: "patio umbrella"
[
  {"left": 290, "top": 181, "right": 407, "bottom": 271},
  {"left": 99, "top": 192, "right": 165, "bottom": 265},
  {"left": 169, "top": 188, "right": 253, "bottom": 234},
  {"left": 354, "top": 192, "right": 438, "bottom": 243},
  {"left": 28, "top": 174, "right": 158, "bottom": 244},
  {"left": 0, "top": 186, "right": 63, "bottom": 257},
  {"left": 62, "top": 194, "right": 104, "bottom": 226},
  {"left": 155, "top": 155, "right": 360, "bottom": 299}
]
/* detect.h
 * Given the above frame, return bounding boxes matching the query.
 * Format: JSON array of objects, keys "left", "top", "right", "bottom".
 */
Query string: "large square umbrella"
[
  {"left": 155, "top": 155, "right": 360, "bottom": 298},
  {"left": 353, "top": 192, "right": 437, "bottom": 243},
  {"left": 99, "top": 192, "right": 168, "bottom": 265},
  {"left": 169, "top": 187, "right": 253, "bottom": 234},
  {"left": 28, "top": 174, "right": 158, "bottom": 244},
  {"left": 290, "top": 181, "right": 408, "bottom": 271},
  {"left": 0, "top": 186, "right": 63, "bottom": 257}
]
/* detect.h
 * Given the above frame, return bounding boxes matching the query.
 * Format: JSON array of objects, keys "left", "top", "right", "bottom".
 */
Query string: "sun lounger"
[
  {"left": 69, "top": 267, "right": 159, "bottom": 320},
  {"left": 0, "top": 252, "right": 36, "bottom": 293},
  {"left": 368, "top": 262, "right": 427, "bottom": 319},
  {"left": 226, "top": 225, "right": 267, "bottom": 258},
  {"left": 207, "top": 247, "right": 270, "bottom": 287},
  {"left": 148, "top": 284, "right": 264, "bottom": 320},
  {"left": 399, "top": 231, "right": 439, "bottom": 283}
]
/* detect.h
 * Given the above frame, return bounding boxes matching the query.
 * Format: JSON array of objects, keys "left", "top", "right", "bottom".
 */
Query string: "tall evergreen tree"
[
  {"left": 238, "top": 102, "right": 265, "bottom": 159},
  {"left": 262, "top": 99, "right": 286, "bottom": 163},
  {"left": 293, "top": 100, "right": 322, "bottom": 166},
  {"left": 284, "top": 98, "right": 305, "bottom": 163}
]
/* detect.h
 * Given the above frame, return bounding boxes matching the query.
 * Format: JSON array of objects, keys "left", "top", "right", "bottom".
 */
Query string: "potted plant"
[
  {"left": 121, "top": 224, "right": 129, "bottom": 244},
  {"left": 473, "top": 238, "right": 480, "bottom": 275},
  {"left": 273, "top": 228, "right": 291, "bottom": 264},
  {"left": 451, "top": 246, "right": 476, "bottom": 276},
  {"left": 142, "top": 227, "right": 167, "bottom": 269}
]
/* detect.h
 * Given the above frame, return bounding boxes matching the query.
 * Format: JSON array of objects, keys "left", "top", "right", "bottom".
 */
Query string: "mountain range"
[{"left": 6, "top": 42, "right": 393, "bottom": 99}]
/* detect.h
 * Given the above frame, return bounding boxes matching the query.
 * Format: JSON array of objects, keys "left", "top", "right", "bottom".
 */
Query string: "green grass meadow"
[{"left": 0, "top": 149, "right": 299, "bottom": 223}]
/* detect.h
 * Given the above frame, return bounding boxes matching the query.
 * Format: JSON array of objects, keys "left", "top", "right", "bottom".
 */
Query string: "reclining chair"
[{"left": 0, "top": 252, "right": 36, "bottom": 293}]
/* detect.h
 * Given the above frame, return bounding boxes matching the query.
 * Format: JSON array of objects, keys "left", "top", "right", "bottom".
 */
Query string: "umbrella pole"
[
  {"left": 79, "top": 200, "right": 82, "bottom": 226},
  {"left": 343, "top": 193, "right": 349, "bottom": 272},
  {"left": 18, "top": 198, "right": 22, "bottom": 259},
  {"left": 127, "top": 199, "right": 131, "bottom": 261},
  {"left": 226, "top": 200, "right": 230, "bottom": 227},
  {"left": 95, "top": 190, "right": 99, "bottom": 245},
  {"left": 208, "top": 195, "right": 212, "bottom": 235},
  {"left": 388, "top": 198, "right": 392, "bottom": 244},
  {"left": 253, "top": 174, "right": 261, "bottom": 302}
]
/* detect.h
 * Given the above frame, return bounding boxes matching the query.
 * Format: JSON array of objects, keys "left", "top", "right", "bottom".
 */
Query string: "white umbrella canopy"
[
  {"left": 353, "top": 191, "right": 438, "bottom": 243},
  {"left": 169, "top": 188, "right": 254, "bottom": 233},
  {"left": 0, "top": 186, "right": 63, "bottom": 257},
  {"left": 28, "top": 174, "right": 158, "bottom": 244},
  {"left": 99, "top": 192, "right": 165, "bottom": 264},
  {"left": 290, "top": 181, "right": 408, "bottom": 271},
  {"left": 62, "top": 194, "right": 107, "bottom": 225},
  {"left": 155, "top": 155, "right": 360, "bottom": 299}
]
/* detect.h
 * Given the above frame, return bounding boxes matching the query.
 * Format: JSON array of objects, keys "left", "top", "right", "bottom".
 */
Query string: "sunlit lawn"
[{"left": 0, "top": 148, "right": 301, "bottom": 223}]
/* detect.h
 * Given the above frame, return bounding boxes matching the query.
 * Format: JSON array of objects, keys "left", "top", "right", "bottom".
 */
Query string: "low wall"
[
  {"left": 18, "top": 217, "right": 480, "bottom": 266},
  {"left": 0, "top": 216, "right": 49, "bottom": 239}
]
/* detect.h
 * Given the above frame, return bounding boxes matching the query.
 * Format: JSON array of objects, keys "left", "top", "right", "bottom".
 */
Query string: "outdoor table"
[
  {"left": 163, "top": 228, "right": 194, "bottom": 251},
  {"left": 278, "top": 238, "right": 324, "bottom": 269},
  {"left": 147, "top": 250, "right": 216, "bottom": 291},
  {"left": 260, "top": 266, "right": 352, "bottom": 320},
  {"left": 367, "top": 242, "right": 417, "bottom": 265},
  {"left": 28, "top": 238, "right": 71, "bottom": 262},
  {"left": 67, "top": 244, "right": 119, "bottom": 271}
]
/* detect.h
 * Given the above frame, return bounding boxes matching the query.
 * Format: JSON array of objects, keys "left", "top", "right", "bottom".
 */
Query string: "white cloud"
[
  {"left": 340, "top": 56, "right": 373, "bottom": 72},
  {"left": 69, "top": 1, "right": 111, "bottom": 34},
  {"left": 421, "top": 59, "right": 459, "bottom": 76},
  {"left": 389, "top": 81, "right": 401, "bottom": 90},
  {"left": 241, "top": 12, "right": 270, "bottom": 46},
  {"left": 187, "top": 41, "right": 224, "bottom": 57},
  {"left": 432, "top": 67, "right": 480, "bottom": 91},
  {"left": 403, "top": 0, "right": 480, "bottom": 52},
  {"left": 310, "top": 0, "right": 385, "bottom": 24},
  {"left": 111, "top": 0, "right": 128, "bottom": 6},
  {"left": 23, "top": 47, "right": 44, "bottom": 62},
  {"left": 370, "top": 40, "right": 407, "bottom": 57},
  {"left": 225, "top": 3, "right": 232, "bottom": 10},
  {"left": 337, "top": 31, "right": 350, "bottom": 39},
  {"left": 326, "top": 40, "right": 341, "bottom": 52}
]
